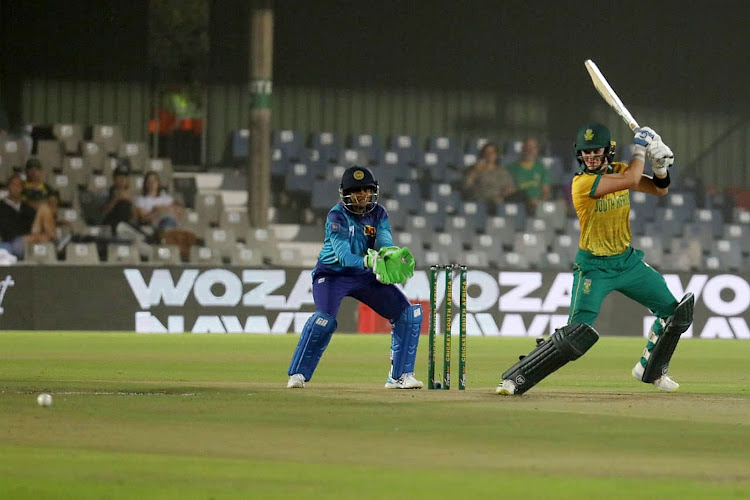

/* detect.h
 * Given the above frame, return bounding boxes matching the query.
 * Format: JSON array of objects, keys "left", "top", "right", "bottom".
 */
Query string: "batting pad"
[
  {"left": 641, "top": 293, "right": 694, "bottom": 383},
  {"left": 501, "top": 322, "right": 599, "bottom": 395}
]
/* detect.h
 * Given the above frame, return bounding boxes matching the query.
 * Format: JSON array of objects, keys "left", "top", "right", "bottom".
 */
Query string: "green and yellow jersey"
[{"left": 571, "top": 161, "right": 631, "bottom": 256}]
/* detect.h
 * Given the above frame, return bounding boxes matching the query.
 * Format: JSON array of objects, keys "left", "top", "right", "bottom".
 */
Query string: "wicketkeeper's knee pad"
[
  {"left": 389, "top": 304, "right": 423, "bottom": 379},
  {"left": 287, "top": 311, "right": 337, "bottom": 381},
  {"left": 638, "top": 293, "right": 694, "bottom": 383},
  {"left": 501, "top": 322, "right": 599, "bottom": 395}
]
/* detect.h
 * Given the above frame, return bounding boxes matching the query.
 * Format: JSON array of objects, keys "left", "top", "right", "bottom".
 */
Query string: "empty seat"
[
  {"left": 65, "top": 242, "right": 100, "bottom": 265},
  {"left": 484, "top": 216, "right": 517, "bottom": 249},
  {"left": 106, "top": 243, "right": 140, "bottom": 264},
  {"left": 228, "top": 129, "right": 250, "bottom": 164},
  {"left": 387, "top": 134, "right": 419, "bottom": 166},
  {"left": 536, "top": 199, "right": 568, "bottom": 232},
  {"left": 456, "top": 200, "right": 489, "bottom": 233},
  {"left": 49, "top": 173, "right": 77, "bottom": 206},
  {"left": 469, "top": 233, "right": 504, "bottom": 268},
  {"left": 195, "top": 192, "right": 225, "bottom": 227},
  {"left": 347, "top": 133, "right": 382, "bottom": 164},
  {"left": 513, "top": 232, "right": 546, "bottom": 266},
  {"left": 500, "top": 251, "right": 531, "bottom": 270},
  {"left": 150, "top": 244, "right": 182, "bottom": 265},
  {"left": 431, "top": 232, "right": 464, "bottom": 264},
  {"left": 709, "top": 239, "right": 743, "bottom": 272},
  {"left": 63, "top": 156, "right": 89, "bottom": 188},
  {"left": 24, "top": 241, "right": 57, "bottom": 265},
  {"left": 429, "top": 182, "right": 462, "bottom": 211},
  {"left": 284, "top": 162, "right": 316, "bottom": 195},
  {"left": 630, "top": 191, "right": 657, "bottom": 221},
  {"left": 91, "top": 124, "right": 123, "bottom": 155},
  {"left": 203, "top": 228, "right": 236, "bottom": 259},
  {"left": 229, "top": 244, "right": 264, "bottom": 266},
  {"left": 189, "top": 245, "right": 223, "bottom": 265},
  {"left": 52, "top": 123, "right": 83, "bottom": 154},
  {"left": 272, "top": 129, "right": 305, "bottom": 161},
  {"left": 465, "top": 137, "right": 489, "bottom": 156},
  {"left": 425, "top": 135, "right": 461, "bottom": 167},
  {"left": 311, "top": 179, "right": 340, "bottom": 214},
  {"left": 220, "top": 209, "right": 249, "bottom": 233},
  {"left": 524, "top": 217, "right": 555, "bottom": 248},
  {"left": 36, "top": 140, "right": 63, "bottom": 173},
  {"left": 81, "top": 141, "right": 106, "bottom": 172},
  {"left": 309, "top": 131, "right": 340, "bottom": 164},
  {"left": 551, "top": 234, "right": 578, "bottom": 267},
  {"left": 497, "top": 202, "right": 526, "bottom": 230},
  {"left": 633, "top": 235, "right": 664, "bottom": 268},
  {"left": 0, "top": 138, "right": 27, "bottom": 171}
]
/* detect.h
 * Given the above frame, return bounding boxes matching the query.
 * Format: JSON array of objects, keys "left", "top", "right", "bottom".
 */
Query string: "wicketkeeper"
[
  {"left": 496, "top": 123, "right": 693, "bottom": 395},
  {"left": 287, "top": 166, "right": 423, "bottom": 389}
]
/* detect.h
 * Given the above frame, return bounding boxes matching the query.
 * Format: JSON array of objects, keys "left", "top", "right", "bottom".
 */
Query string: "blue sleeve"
[
  {"left": 376, "top": 208, "right": 394, "bottom": 248},
  {"left": 327, "top": 210, "right": 366, "bottom": 269}
]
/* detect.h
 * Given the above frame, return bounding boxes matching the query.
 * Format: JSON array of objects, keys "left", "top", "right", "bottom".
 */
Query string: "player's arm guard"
[{"left": 501, "top": 323, "right": 599, "bottom": 395}]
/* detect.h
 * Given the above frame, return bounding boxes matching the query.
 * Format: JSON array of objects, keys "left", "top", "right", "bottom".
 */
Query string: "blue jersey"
[{"left": 313, "top": 203, "right": 394, "bottom": 276}]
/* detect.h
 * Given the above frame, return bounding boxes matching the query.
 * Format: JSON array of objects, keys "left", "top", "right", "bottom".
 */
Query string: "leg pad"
[
  {"left": 501, "top": 323, "right": 599, "bottom": 395},
  {"left": 641, "top": 293, "right": 694, "bottom": 383},
  {"left": 390, "top": 304, "right": 422, "bottom": 379}
]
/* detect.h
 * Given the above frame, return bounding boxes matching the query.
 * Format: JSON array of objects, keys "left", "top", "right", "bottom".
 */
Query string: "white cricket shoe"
[
  {"left": 495, "top": 379, "right": 516, "bottom": 395},
  {"left": 632, "top": 362, "right": 680, "bottom": 392},
  {"left": 287, "top": 373, "right": 305, "bottom": 388},
  {"left": 384, "top": 372, "right": 424, "bottom": 389}
]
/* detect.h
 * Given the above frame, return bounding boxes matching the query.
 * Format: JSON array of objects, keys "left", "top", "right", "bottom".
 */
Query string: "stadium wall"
[{"left": 0, "top": 266, "right": 748, "bottom": 340}]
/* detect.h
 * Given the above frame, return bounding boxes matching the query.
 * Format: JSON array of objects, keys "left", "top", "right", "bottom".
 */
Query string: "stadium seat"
[
  {"left": 272, "top": 129, "right": 305, "bottom": 161},
  {"left": 392, "top": 181, "right": 421, "bottom": 213},
  {"left": 497, "top": 202, "right": 526, "bottom": 231},
  {"left": 62, "top": 156, "right": 89, "bottom": 188},
  {"left": 311, "top": 179, "right": 340, "bottom": 214},
  {"left": 425, "top": 135, "right": 461, "bottom": 167},
  {"left": 463, "top": 250, "right": 490, "bottom": 268},
  {"left": 535, "top": 199, "right": 568, "bottom": 232},
  {"left": 465, "top": 137, "right": 489, "bottom": 156},
  {"left": 91, "top": 124, "right": 123, "bottom": 155},
  {"left": 228, "top": 129, "right": 250, "bottom": 164},
  {"left": 551, "top": 234, "right": 578, "bottom": 268},
  {"left": 284, "top": 162, "right": 317, "bottom": 196},
  {"left": 0, "top": 138, "right": 27, "bottom": 171},
  {"left": 309, "top": 131, "right": 340, "bottom": 164},
  {"left": 429, "top": 182, "right": 462, "bottom": 212},
  {"left": 118, "top": 142, "right": 148, "bottom": 173},
  {"left": 456, "top": 200, "right": 489, "bottom": 233},
  {"left": 633, "top": 235, "right": 664, "bottom": 268},
  {"left": 347, "top": 133, "right": 382, "bottom": 164},
  {"left": 229, "top": 244, "right": 264, "bottom": 266},
  {"left": 431, "top": 232, "right": 464, "bottom": 264},
  {"left": 150, "top": 244, "right": 182, "bottom": 265},
  {"left": 382, "top": 198, "right": 406, "bottom": 230},
  {"left": 541, "top": 251, "right": 570, "bottom": 271},
  {"left": 189, "top": 245, "right": 223, "bottom": 265},
  {"left": 146, "top": 158, "right": 174, "bottom": 189},
  {"left": 444, "top": 215, "right": 476, "bottom": 242},
  {"left": 49, "top": 173, "right": 77, "bottom": 206},
  {"left": 513, "top": 232, "right": 546, "bottom": 266},
  {"left": 386, "top": 134, "right": 419, "bottom": 166},
  {"left": 81, "top": 141, "right": 106, "bottom": 173},
  {"left": 24, "top": 241, "right": 58, "bottom": 265},
  {"left": 203, "top": 228, "right": 236, "bottom": 260},
  {"left": 484, "top": 216, "right": 517, "bottom": 250},
  {"left": 500, "top": 251, "right": 531, "bottom": 270},
  {"left": 220, "top": 209, "right": 249, "bottom": 233},
  {"left": 65, "top": 242, "right": 100, "bottom": 265},
  {"left": 106, "top": 243, "right": 140, "bottom": 265},
  {"left": 524, "top": 217, "right": 556, "bottom": 248},
  {"left": 52, "top": 123, "right": 83, "bottom": 154},
  {"left": 469, "top": 233, "right": 504, "bottom": 268},
  {"left": 709, "top": 239, "right": 743, "bottom": 272},
  {"left": 36, "top": 140, "right": 63, "bottom": 174},
  {"left": 418, "top": 151, "right": 448, "bottom": 181},
  {"left": 722, "top": 223, "right": 750, "bottom": 250},
  {"left": 195, "top": 192, "right": 225, "bottom": 227},
  {"left": 629, "top": 191, "right": 657, "bottom": 221}
]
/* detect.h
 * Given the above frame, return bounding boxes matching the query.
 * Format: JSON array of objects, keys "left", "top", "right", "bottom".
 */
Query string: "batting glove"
[{"left": 634, "top": 126, "right": 660, "bottom": 148}]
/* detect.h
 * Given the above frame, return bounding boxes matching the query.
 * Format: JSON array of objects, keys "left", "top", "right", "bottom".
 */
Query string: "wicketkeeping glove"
[
  {"left": 364, "top": 248, "right": 388, "bottom": 279},
  {"left": 380, "top": 246, "right": 415, "bottom": 284}
]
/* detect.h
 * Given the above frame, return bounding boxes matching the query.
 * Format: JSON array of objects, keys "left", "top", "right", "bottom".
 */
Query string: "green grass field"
[{"left": 1, "top": 331, "right": 749, "bottom": 499}]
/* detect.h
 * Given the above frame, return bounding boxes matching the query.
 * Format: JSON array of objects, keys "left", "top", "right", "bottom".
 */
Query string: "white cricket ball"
[{"left": 37, "top": 393, "right": 53, "bottom": 407}]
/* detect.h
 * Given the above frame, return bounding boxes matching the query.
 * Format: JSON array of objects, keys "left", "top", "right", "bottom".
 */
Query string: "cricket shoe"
[
  {"left": 632, "top": 362, "right": 680, "bottom": 392},
  {"left": 384, "top": 372, "right": 424, "bottom": 389},
  {"left": 286, "top": 373, "right": 305, "bottom": 389},
  {"left": 495, "top": 379, "right": 517, "bottom": 395}
]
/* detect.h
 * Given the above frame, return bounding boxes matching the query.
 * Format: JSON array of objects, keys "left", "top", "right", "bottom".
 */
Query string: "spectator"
[
  {"left": 505, "top": 137, "right": 552, "bottom": 215},
  {"left": 462, "top": 141, "right": 524, "bottom": 215},
  {"left": 0, "top": 174, "right": 54, "bottom": 259},
  {"left": 135, "top": 171, "right": 182, "bottom": 237},
  {"left": 22, "top": 158, "right": 54, "bottom": 201},
  {"left": 101, "top": 160, "right": 137, "bottom": 233}
]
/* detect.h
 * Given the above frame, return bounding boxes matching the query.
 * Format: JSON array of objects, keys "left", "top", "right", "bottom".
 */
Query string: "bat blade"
[{"left": 584, "top": 59, "right": 640, "bottom": 131}]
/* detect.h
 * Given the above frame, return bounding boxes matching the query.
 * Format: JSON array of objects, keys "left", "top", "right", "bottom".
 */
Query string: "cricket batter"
[
  {"left": 287, "top": 166, "right": 423, "bottom": 389},
  {"left": 496, "top": 124, "right": 694, "bottom": 395}
]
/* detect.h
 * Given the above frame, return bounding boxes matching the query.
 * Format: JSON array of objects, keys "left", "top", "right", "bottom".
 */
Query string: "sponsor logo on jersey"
[{"left": 364, "top": 225, "right": 376, "bottom": 237}]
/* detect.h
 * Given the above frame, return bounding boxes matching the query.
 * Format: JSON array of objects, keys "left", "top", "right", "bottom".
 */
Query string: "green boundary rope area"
[{"left": 0, "top": 331, "right": 749, "bottom": 499}]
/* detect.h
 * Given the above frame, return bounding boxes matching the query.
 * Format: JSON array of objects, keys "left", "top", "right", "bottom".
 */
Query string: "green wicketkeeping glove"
[
  {"left": 364, "top": 248, "right": 389, "bottom": 281},
  {"left": 376, "top": 246, "right": 415, "bottom": 284}
]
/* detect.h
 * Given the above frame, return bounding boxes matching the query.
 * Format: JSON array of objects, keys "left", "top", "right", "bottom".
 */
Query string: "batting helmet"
[
  {"left": 574, "top": 123, "right": 616, "bottom": 168},
  {"left": 339, "top": 166, "right": 379, "bottom": 214}
]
